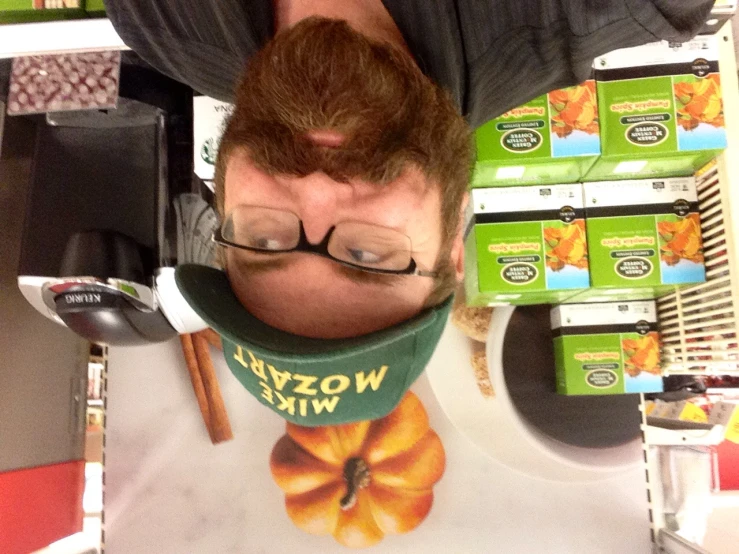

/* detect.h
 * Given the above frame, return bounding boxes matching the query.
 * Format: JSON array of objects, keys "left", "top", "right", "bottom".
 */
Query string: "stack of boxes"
[{"left": 466, "top": 36, "right": 727, "bottom": 395}]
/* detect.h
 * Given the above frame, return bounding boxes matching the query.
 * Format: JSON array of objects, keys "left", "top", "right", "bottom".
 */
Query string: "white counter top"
[{"left": 104, "top": 336, "right": 651, "bottom": 553}]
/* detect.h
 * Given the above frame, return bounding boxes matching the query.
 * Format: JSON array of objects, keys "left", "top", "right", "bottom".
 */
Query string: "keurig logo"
[{"left": 65, "top": 293, "right": 102, "bottom": 304}]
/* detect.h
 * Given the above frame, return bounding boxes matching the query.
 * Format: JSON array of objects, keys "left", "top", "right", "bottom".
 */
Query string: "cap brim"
[{"left": 175, "top": 264, "right": 451, "bottom": 361}]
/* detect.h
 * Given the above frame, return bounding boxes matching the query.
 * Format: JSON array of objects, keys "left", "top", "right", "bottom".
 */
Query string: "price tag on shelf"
[
  {"left": 708, "top": 401, "right": 739, "bottom": 444},
  {"left": 679, "top": 402, "right": 709, "bottom": 423},
  {"left": 725, "top": 405, "right": 739, "bottom": 445}
]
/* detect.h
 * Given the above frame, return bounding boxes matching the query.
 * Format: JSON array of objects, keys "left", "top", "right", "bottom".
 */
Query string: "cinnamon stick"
[
  {"left": 197, "top": 328, "right": 222, "bottom": 351},
  {"left": 192, "top": 332, "right": 233, "bottom": 443},
  {"left": 179, "top": 333, "right": 214, "bottom": 442}
]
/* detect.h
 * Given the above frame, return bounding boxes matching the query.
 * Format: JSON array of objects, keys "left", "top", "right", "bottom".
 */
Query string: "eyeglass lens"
[{"left": 222, "top": 206, "right": 413, "bottom": 271}]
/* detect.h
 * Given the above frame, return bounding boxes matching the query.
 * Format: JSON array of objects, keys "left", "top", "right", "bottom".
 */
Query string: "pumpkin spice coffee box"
[
  {"left": 586, "top": 36, "right": 726, "bottom": 181},
  {"left": 570, "top": 177, "right": 706, "bottom": 303},
  {"left": 464, "top": 184, "right": 589, "bottom": 306},
  {"left": 551, "top": 301, "right": 664, "bottom": 395},
  {"left": 471, "top": 81, "right": 601, "bottom": 187}
]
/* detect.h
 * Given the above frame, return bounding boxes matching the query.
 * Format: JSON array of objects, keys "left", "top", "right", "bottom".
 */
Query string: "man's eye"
[
  {"left": 254, "top": 237, "right": 282, "bottom": 250},
  {"left": 347, "top": 248, "right": 382, "bottom": 264}
]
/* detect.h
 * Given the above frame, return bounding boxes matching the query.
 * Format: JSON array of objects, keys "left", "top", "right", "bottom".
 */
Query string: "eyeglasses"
[{"left": 213, "top": 206, "right": 437, "bottom": 277}]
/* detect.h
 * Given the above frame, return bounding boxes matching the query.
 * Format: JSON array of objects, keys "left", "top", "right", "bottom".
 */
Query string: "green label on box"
[
  {"left": 476, "top": 96, "right": 552, "bottom": 162},
  {"left": 475, "top": 222, "right": 545, "bottom": 291},
  {"left": 588, "top": 214, "right": 662, "bottom": 288},
  {"left": 554, "top": 332, "right": 664, "bottom": 395},
  {"left": 473, "top": 82, "right": 601, "bottom": 186},
  {"left": 555, "top": 333, "right": 625, "bottom": 395},
  {"left": 599, "top": 76, "right": 678, "bottom": 155}
]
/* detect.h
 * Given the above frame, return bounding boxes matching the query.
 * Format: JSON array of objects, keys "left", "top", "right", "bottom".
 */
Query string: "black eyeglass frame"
[{"left": 212, "top": 220, "right": 438, "bottom": 278}]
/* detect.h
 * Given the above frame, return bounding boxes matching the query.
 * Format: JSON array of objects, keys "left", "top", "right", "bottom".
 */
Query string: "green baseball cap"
[{"left": 175, "top": 264, "right": 451, "bottom": 426}]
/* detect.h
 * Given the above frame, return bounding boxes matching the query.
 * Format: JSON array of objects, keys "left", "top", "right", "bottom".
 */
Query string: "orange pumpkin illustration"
[
  {"left": 658, "top": 214, "right": 704, "bottom": 266},
  {"left": 270, "top": 392, "right": 446, "bottom": 549},
  {"left": 622, "top": 333, "right": 661, "bottom": 377},
  {"left": 544, "top": 220, "right": 589, "bottom": 272},
  {"left": 675, "top": 74, "right": 724, "bottom": 131},
  {"left": 549, "top": 81, "right": 599, "bottom": 139}
]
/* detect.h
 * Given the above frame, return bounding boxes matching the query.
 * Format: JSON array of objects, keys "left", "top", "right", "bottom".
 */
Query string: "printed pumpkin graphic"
[
  {"left": 674, "top": 74, "right": 724, "bottom": 132},
  {"left": 622, "top": 333, "right": 661, "bottom": 377},
  {"left": 270, "top": 392, "right": 446, "bottom": 549},
  {"left": 658, "top": 213, "right": 704, "bottom": 266},
  {"left": 548, "top": 81, "right": 599, "bottom": 139},
  {"left": 543, "top": 220, "right": 589, "bottom": 272}
]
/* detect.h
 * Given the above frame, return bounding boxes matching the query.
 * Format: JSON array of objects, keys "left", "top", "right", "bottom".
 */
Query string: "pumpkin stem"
[{"left": 339, "top": 457, "right": 371, "bottom": 511}]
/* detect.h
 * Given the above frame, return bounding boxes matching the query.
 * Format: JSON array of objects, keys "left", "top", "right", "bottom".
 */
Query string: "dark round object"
[
  {"left": 503, "top": 305, "right": 641, "bottom": 448},
  {"left": 55, "top": 288, "right": 176, "bottom": 346}
]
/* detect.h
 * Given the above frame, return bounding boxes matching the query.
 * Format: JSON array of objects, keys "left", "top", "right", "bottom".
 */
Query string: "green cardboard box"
[
  {"left": 465, "top": 184, "right": 589, "bottom": 306},
  {"left": 471, "top": 81, "right": 601, "bottom": 187},
  {"left": 569, "top": 177, "right": 705, "bottom": 303},
  {"left": 586, "top": 36, "right": 726, "bottom": 181},
  {"left": 552, "top": 301, "right": 664, "bottom": 395},
  {"left": 0, "top": 0, "right": 87, "bottom": 23}
]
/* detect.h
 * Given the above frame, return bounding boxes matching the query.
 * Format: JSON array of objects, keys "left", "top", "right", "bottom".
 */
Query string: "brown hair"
[{"left": 215, "top": 18, "right": 473, "bottom": 306}]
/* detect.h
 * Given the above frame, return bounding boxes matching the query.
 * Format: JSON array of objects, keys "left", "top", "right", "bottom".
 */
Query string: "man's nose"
[{"left": 293, "top": 172, "right": 351, "bottom": 244}]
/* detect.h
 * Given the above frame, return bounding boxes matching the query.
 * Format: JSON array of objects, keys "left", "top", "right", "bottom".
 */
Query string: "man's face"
[
  {"left": 224, "top": 150, "right": 442, "bottom": 339},
  {"left": 217, "top": 18, "right": 472, "bottom": 339}
]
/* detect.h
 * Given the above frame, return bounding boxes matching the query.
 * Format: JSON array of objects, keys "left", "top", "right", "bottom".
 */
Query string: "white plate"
[{"left": 426, "top": 306, "right": 642, "bottom": 483}]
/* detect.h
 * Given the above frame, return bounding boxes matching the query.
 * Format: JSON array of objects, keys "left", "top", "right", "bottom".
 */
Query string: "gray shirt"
[{"left": 104, "top": 0, "right": 714, "bottom": 128}]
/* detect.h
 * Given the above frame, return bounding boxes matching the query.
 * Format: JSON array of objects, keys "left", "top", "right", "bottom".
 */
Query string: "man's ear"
[{"left": 449, "top": 192, "right": 469, "bottom": 282}]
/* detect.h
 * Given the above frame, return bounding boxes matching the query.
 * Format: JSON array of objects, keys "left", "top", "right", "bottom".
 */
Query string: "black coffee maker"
[{"left": 17, "top": 63, "right": 216, "bottom": 346}]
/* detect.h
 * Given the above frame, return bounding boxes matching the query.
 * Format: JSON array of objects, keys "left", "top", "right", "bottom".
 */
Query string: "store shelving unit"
[
  {"left": 644, "top": 23, "right": 739, "bottom": 554},
  {"left": 0, "top": 18, "right": 127, "bottom": 59},
  {"left": 657, "top": 26, "right": 739, "bottom": 378},
  {"left": 658, "top": 160, "right": 739, "bottom": 376}
]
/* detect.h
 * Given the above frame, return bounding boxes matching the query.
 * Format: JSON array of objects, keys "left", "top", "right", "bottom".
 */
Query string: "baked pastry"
[
  {"left": 451, "top": 289, "right": 493, "bottom": 342},
  {"left": 470, "top": 343, "right": 495, "bottom": 398}
]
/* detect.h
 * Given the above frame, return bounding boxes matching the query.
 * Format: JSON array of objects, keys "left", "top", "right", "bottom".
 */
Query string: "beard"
[
  {"left": 215, "top": 17, "right": 472, "bottom": 307},
  {"left": 217, "top": 17, "right": 472, "bottom": 189}
]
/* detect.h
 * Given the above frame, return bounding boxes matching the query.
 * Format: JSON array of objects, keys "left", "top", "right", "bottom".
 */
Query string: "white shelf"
[
  {"left": 712, "top": 491, "right": 739, "bottom": 508},
  {"left": 644, "top": 423, "right": 726, "bottom": 447},
  {"left": 657, "top": 21, "right": 739, "bottom": 376},
  {"left": 645, "top": 22, "right": 739, "bottom": 552},
  {"left": 0, "top": 19, "right": 128, "bottom": 59}
]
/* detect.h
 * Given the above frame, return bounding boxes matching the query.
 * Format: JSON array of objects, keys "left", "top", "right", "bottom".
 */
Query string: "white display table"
[{"left": 104, "top": 339, "right": 651, "bottom": 554}]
